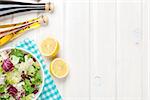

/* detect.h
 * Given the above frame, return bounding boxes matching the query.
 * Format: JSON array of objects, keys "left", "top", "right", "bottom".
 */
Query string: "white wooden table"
[{"left": 0, "top": 0, "right": 150, "bottom": 100}]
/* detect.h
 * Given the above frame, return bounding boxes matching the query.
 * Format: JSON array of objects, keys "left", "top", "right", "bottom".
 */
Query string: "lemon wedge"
[
  {"left": 39, "top": 37, "right": 59, "bottom": 57},
  {"left": 50, "top": 58, "right": 69, "bottom": 78}
]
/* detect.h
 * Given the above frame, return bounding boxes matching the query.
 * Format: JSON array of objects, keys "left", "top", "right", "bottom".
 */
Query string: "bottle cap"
[
  {"left": 45, "top": 2, "right": 54, "bottom": 13},
  {"left": 38, "top": 15, "right": 48, "bottom": 25}
]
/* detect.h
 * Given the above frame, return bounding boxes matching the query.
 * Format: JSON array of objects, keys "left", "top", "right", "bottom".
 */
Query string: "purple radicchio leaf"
[
  {"left": 33, "top": 89, "right": 38, "bottom": 94},
  {"left": 2, "top": 58, "right": 14, "bottom": 72},
  {"left": 7, "top": 85, "right": 18, "bottom": 97}
]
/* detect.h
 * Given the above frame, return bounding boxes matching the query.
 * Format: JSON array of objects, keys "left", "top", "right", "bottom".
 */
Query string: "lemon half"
[
  {"left": 50, "top": 58, "right": 69, "bottom": 78},
  {"left": 39, "top": 37, "right": 59, "bottom": 57}
]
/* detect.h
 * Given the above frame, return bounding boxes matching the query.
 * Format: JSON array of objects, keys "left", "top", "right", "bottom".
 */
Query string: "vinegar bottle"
[{"left": 0, "top": 0, "right": 54, "bottom": 18}]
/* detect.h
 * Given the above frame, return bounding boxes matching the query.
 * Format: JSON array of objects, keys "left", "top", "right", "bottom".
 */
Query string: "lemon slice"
[
  {"left": 39, "top": 37, "right": 59, "bottom": 57},
  {"left": 50, "top": 58, "right": 69, "bottom": 78}
]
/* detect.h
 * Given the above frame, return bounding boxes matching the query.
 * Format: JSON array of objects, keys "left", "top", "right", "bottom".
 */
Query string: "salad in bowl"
[{"left": 0, "top": 48, "right": 44, "bottom": 100}]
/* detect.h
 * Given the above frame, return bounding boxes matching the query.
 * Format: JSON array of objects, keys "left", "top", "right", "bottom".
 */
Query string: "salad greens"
[
  {"left": 0, "top": 66, "right": 3, "bottom": 75},
  {"left": 6, "top": 70, "right": 21, "bottom": 84},
  {"left": 0, "top": 84, "right": 5, "bottom": 93},
  {"left": 10, "top": 49, "right": 25, "bottom": 62},
  {"left": 0, "top": 49, "right": 42, "bottom": 100}
]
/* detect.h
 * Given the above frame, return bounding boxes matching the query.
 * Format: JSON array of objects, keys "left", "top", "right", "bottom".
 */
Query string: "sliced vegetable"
[
  {"left": 23, "top": 79, "right": 35, "bottom": 95},
  {"left": 25, "top": 54, "right": 32, "bottom": 62},
  {"left": 10, "top": 49, "right": 25, "bottom": 62},
  {"left": 0, "top": 84, "right": 5, "bottom": 93},
  {"left": 33, "top": 62, "right": 40, "bottom": 70},
  {"left": 10, "top": 55, "right": 20, "bottom": 65},
  {"left": 27, "top": 66, "right": 36, "bottom": 76},
  {"left": 0, "top": 75, "right": 5, "bottom": 84},
  {"left": 0, "top": 49, "right": 42, "bottom": 99},
  {"left": 7, "top": 85, "right": 18, "bottom": 97},
  {"left": 0, "top": 66, "right": 3, "bottom": 75},
  {"left": 21, "top": 94, "right": 34, "bottom": 100},
  {"left": 0, "top": 93, "right": 10, "bottom": 100},
  {"left": 18, "top": 62, "right": 29, "bottom": 74},
  {"left": 2, "top": 58, "right": 14, "bottom": 72},
  {"left": 33, "top": 89, "right": 38, "bottom": 94},
  {"left": 34, "top": 71, "right": 42, "bottom": 85},
  {"left": 6, "top": 71, "right": 21, "bottom": 84}
]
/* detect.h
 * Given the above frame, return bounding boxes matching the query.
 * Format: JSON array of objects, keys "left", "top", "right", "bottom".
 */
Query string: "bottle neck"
[
  {"left": 0, "top": 5, "right": 45, "bottom": 11},
  {"left": 0, "top": 8, "right": 45, "bottom": 17},
  {"left": 0, "top": 0, "right": 45, "bottom": 6}
]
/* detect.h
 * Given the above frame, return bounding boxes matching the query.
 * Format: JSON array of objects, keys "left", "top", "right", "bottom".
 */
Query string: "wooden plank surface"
[
  {"left": 116, "top": 2, "right": 142, "bottom": 100},
  {"left": 90, "top": 0, "right": 116, "bottom": 100}
]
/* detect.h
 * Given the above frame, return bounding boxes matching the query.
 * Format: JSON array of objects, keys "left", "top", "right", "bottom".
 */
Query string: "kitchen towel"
[{"left": 16, "top": 38, "right": 62, "bottom": 100}]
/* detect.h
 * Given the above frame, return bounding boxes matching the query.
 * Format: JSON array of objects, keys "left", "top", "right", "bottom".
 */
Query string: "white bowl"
[{"left": 0, "top": 47, "right": 44, "bottom": 100}]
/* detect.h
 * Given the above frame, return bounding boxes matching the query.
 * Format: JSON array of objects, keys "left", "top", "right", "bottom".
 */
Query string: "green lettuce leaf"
[
  {"left": 23, "top": 79, "right": 35, "bottom": 95},
  {"left": 34, "top": 71, "right": 42, "bottom": 85},
  {"left": 27, "top": 66, "right": 36, "bottom": 76},
  {"left": 6, "top": 71, "right": 21, "bottom": 84},
  {"left": 0, "top": 93, "right": 10, "bottom": 100},
  {"left": 10, "top": 49, "right": 25, "bottom": 62},
  {"left": 0, "top": 84, "right": 5, "bottom": 93}
]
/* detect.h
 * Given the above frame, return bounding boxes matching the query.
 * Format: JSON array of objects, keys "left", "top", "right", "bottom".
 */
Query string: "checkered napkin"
[{"left": 15, "top": 39, "right": 62, "bottom": 100}]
